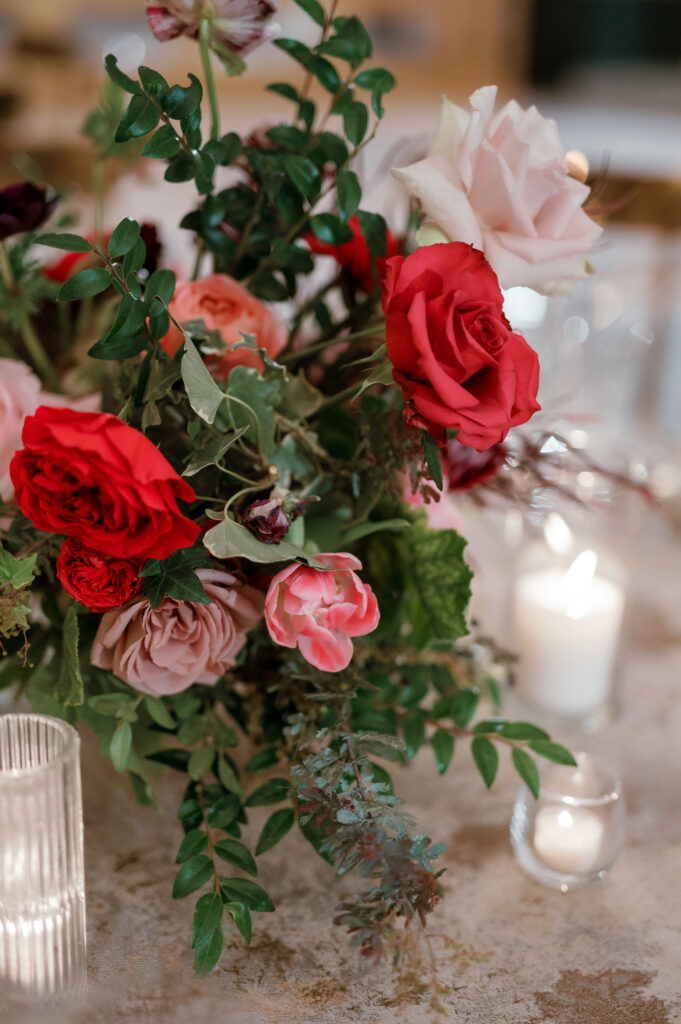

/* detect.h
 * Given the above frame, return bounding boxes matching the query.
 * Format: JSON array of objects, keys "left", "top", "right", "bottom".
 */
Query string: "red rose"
[
  {"left": 57, "top": 537, "right": 143, "bottom": 612},
  {"left": 306, "top": 216, "right": 400, "bottom": 293},
  {"left": 445, "top": 437, "right": 507, "bottom": 490},
  {"left": 382, "top": 243, "right": 540, "bottom": 451},
  {"left": 10, "top": 407, "right": 199, "bottom": 560}
]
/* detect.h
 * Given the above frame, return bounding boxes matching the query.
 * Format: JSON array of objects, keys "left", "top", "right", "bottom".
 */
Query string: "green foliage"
[
  {"left": 139, "top": 547, "right": 213, "bottom": 608},
  {"left": 512, "top": 748, "right": 540, "bottom": 799},
  {"left": 471, "top": 736, "right": 498, "bottom": 789},
  {"left": 404, "top": 527, "right": 473, "bottom": 646},
  {"left": 256, "top": 809, "right": 295, "bottom": 855}
]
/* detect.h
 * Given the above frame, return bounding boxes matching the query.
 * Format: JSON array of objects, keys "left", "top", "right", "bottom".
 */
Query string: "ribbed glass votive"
[{"left": 0, "top": 714, "right": 86, "bottom": 999}]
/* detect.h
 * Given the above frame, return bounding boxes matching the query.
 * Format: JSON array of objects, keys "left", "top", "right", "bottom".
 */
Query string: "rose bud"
[
  {"left": 242, "top": 498, "right": 290, "bottom": 544},
  {"left": 445, "top": 437, "right": 507, "bottom": 491},
  {"left": 146, "top": 0, "right": 280, "bottom": 60},
  {"left": 0, "top": 183, "right": 56, "bottom": 241}
]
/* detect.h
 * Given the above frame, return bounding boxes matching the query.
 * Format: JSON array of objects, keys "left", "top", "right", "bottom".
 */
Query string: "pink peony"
[
  {"left": 265, "top": 553, "right": 379, "bottom": 673},
  {"left": 91, "top": 568, "right": 264, "bottom": 696},
  {"left": 392, "top": 86, "right": 602, "bottom": 292},
  {"left": 0, "top": 358, "right": 99, "bottom": 504},
  {"left": 146, "top": 0, "right": 280, "bottom": 58},
  {"left": 160, "top": 274, "right": 287, "bottom": 381}
]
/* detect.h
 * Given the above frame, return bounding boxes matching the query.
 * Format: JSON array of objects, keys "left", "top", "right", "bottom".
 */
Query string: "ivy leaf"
[
  {"left": 220, "top": 878, "right": 275, "bottom": 912},
  {"left": 57, "top": 267, "right": 111, "bottom": 301},
  {"left": 225, "top": 365, "right": 281, "bottom": 457},
  {"left": 224, "top": 901, "right": 252, "bottom": 944},
  {"left": 512, "top": 748, "right": 540, "bottom": 799},
  {"left": 471, "top": 736, "right": 498, "bottom": 789},
  {"left": 431, "top": 729, "right": 455, "bottom": 775},
  {"left": 55, "top": 603, "right": 83, "bottom": 707},
  {"left": 336, "top": 168, "right": 361, "bottom": 222},
  {"left": 110, "top": 721, "right": 133, "bottom": 773},
  {"left": 528, "top": 740, "right": 578, "bottom": 767},
  {"left": 139, "top": 547, "right": 211, "bottom": 608},
  {"left": 181, "top": 334, "right": 227, "bottom": 422},
  {"left": 176, "top": 829, "right": 208, "bottom": 863},
  {"left": 422, "top": 430, "right": 443, "bottom": 490},
  {"left": 245, "top": 778, "right": 290, "bottom": 807},
  {"left": 35, "top": 233, "right": 94, "bottom": 253},
  {"left": 172, "top": 854, "right": 213, "bottom": 899},
  {"left": 405, "top": 527, "right": 472, "bottom": 646},
  {"left": 214, "top": 840, "right": 258, "bottom": 876},
  {"left": 183, "top": 429, "right": 248, "bottom": 477},
  {"left": 0, "top": 548, "right": 36, "bottom": 590},
  {"left": 255, "top": 808, "right": 295, "bottom": 855},
  {"left": 203, "top": 516, "right": 325, "bottom": 568}
]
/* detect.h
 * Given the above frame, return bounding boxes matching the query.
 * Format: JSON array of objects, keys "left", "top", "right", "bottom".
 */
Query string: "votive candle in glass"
[{"left": 0, "top": 714, "right": 86, "bottom": 999}]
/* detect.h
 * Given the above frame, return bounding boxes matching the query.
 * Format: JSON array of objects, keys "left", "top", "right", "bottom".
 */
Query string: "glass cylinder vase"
[{"left": 0, "top": 714, "right": 86, "bottom": 1000}]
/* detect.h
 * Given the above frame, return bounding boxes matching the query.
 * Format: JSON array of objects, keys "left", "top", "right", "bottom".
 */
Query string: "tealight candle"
[
  {"left": 533, "top": 805, "right": 604, "bottom": 874},
  {"left": 514, "top": 549, "right": 625, "bottom": 718}
]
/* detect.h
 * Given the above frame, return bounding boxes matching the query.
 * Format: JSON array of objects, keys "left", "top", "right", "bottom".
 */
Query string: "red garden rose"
[
  {"left": 10, "top": 407, "right": 200, "bottom": 560},
  {"left": 382, "top": 242, "right": 540, "bottom": 451},
  {"left": 57, "top": 537, "right": 143, "bottom": 612},
  {"left": 306, "top": 216, "right": 400, "bottom": 293}
]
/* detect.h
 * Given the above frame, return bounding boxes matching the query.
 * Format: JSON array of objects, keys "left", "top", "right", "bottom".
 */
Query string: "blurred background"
[{"left": 1, "top": 0, "right": 680, "bottom": 496}]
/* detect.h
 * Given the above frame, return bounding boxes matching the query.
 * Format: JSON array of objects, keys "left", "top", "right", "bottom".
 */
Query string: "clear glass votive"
[
  {"left": 510, "top": 752, "right": 625, "bottom": 890},
  {"left": 0, "top": 714, "right": 86, "bottom": 1000}
]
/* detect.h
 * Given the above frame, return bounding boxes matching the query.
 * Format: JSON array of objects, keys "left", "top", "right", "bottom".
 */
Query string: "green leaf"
[
  {"left": 354, "top": 67, "right": 395, "bottom": 117},
  {"left": 245, "top": 747, "right": 279, "bottom": 772},
  {"left": 0, "top": 548, "right": 36, "bottom": 589},
  {"left": 57, "top": 267, "right": 111, "bottom": 301},
  {"left": 163, "top": 74, "right": 203, "bottom": 118},
  {"left": 217, "top": 756, "right": 244, "bottom": 797},
  {"left": 144, "top": 268, "right": 176, "bottom": 311},
  {"left": 188, "top": 746, "right": 216, "bottom": 780},
  {"left": 104, "top": 53, "right": 141, "bottom": 94},
  {"left": 343, "top": 101, "right": 368, "bottom": 146},
  {"left": 333, "top": 16, "right": 373, "bottom": 65},
  {"left": 309, "top": 212, "right": 354, "bottom": 246},
  {"left": 181, "top": 335, "right": 225, "bottom": 425},
  {"left": 292, "top": 0, "right": 325, "bottom": 25},
  {"left": 255, "top": 808, "right": 294, "bottom": 856},
  {"left": 183, "top": 430, "right": 249, "bottom": 478},
  {"left": 172, "top": 854, "right": 213, "bottom": 899},
  {"left": 224, "top": 901, "right": 252, "bottom": 944},
  {"left": 245, "top": 778, "right": 290, "bottom": 807},
  {"left": 273, "top": 39, "right": 341, "bottom": 94},
  {"left": 114, "top": 94, "right": 159, "bottom": 142},
  {"left": 283, "top": 154, "right": 321, "bottom": 199},
  {"left": 55, "top": 603, "right": 83, "bottom": 707},
  {"left": 471, "top": 736, "right": 498, "bottom": 789},
  {"left": 214, "top": 840, "right": 257, "bottom": 876},
  {"left": 512, "top": 748, "right": 540, "bottom": 799},
  {"left": 88, "top": 693, "right": 135, "bottom": 716},
  {"left": 528, "top": 741, "right": 578, "bottom": 767},
  {"left": 451, "top": 689, "right": 478, "bottom": 727},
  {"left": 310, "top": 132, "right": 348, "bottom": 167},
  {"left": 355, "top": 210, "right": 387, "bottom": 256},
  {"left": 110, "top": 721, "right": 133, "bottom": 773},
  {"left": 138, "top": 65, "right": 169, "bottom": 99},
  {"left": 203, "top": 515, "right": 325, "bottom": 568},
  {"left": 192, "top": 891, "right": 223, "bottom": 947},
  {"left": 144, "top": 695, "right": 176, "bottom": 729},
  {"left": 142, "top": 124, "right": 181, "bottom": 159},
  {"left": 165, "top": 154, "right": 195, "bottom": 183},
  {"left": 220, "top": 878, "right": 274, "bottom": 913},
  {"left": 35, "top": 233, "right": 94, "bottom": 253},
  {"left": 336, "top": 168, "right": 361, "bottom": 222},
  {"left": 207, "top": 794, "right": 241, "bottom": 829},
  {"left": 140, "top": 547, "right": 211, "bottom": 609},
  {"left": 422, "top": 431, "right": 443, "bottom": 490},
  {"left": 176, "top": 829, "right": 208, "bottom": 863},
  {"left": 431, "top": 729, "right": 455, "bottom": 775},
  {"left": 405, "top": 527, "right": 472, "bottom": 645},
  {"left": 225, "top": 365, "right": 281, "bottom": 457},
  {"left": 194, "top": 925, "right": 223, "bottom": 976},
  {"left": 108, "top": 218, "right": 140, "bottom": 258},
  {"left": 402, "top": 714, "right": 425, "bottom": 758},
  {"left": 498, "top": 723, "right": 550, "bottom": 742}
]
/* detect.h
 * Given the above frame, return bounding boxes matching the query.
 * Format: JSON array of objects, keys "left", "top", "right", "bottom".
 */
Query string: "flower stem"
[
  {"left": 0, "top": 241, "right": 60, "bottom": 391},
  {"left": 199, "top": 18, "right": 220, "bottom": 141},
  {"left": 282, "top": 323, "right": 384, "bottom": 365}
]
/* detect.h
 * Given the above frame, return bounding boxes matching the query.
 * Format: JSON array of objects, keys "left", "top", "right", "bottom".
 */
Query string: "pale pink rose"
[
  {"left": 91, "top": 568, "right": 264, "bottom": 696},
  {"left": 161, "top": 274, "right": 287, "bottom": 381},
  {"left": 265, "top": 553, "right": 379, "bottom": 673},
  {"left": 391, "top": 86, "right": 602, "bottom": 292},
  {"left": 402, "top": 475, "right": 464, "bottom": 532},
  {"left": 0, "top": 358, "right": 99, "bottom": 503},
  {"left": 146, "top": 0, "right": 280, "bottom": 58}
]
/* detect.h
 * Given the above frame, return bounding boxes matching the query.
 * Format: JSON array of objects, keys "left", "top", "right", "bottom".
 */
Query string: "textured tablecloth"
[{"left": 8, "top": 509, "right": 681, "bottom": 1024}]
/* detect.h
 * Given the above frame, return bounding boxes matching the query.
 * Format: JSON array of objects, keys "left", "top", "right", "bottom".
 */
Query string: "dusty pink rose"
[
  {"left": 91, "top": 568, "right": 264, "bottom": 696},
  {"left": 265, "top": 553, "right": 379, "bottom": 673},
  {"left": 392, "top": 86, "right": 602, "bottom": 292},
  {"left": 146, "top": 0, "right": 280, "bottom": 58},
  {"left": 160, "top": 274, "right": 287, "bottom": 381},
  {"left": 0, "top": 358, "right": 99, "bottom": 503}
]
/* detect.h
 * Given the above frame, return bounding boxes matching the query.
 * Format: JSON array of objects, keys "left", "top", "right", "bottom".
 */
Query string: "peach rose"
[
  {"left": 91, "top": 568, "right": 264, "bottom": 696},
  {"left": 391, "top": 86, "right": 602, "bottom": 293},
  {"left": 265, "top": 553, "right": 379, "bottom": 673},
  {"left": 161, "top": 274, "right": 287, "bottom": 381},
  {"left": 0, "top": 358, "right": 99, "bottom": 503}
]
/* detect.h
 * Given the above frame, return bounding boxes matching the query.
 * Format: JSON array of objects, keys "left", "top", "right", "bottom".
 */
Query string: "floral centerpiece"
[{"left": 0, "top": 0, "right": 604, "bottom": 992}]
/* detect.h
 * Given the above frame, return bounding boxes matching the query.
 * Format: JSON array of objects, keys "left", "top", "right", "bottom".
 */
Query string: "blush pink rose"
[
  {"left": 91, "top": 568, "right": 264, "bottom": 696},
  {"left": 160, "top": 274, "right": 287, "bottom": 381},
  {"left": 392, "top": 86, "right": 602, "bottom": 292},
  {"left": 0, "top": 358, "right": 99, "bottom": 503},
  {"left": 265, "top": 553, "right": 379, "bottom": 673}
]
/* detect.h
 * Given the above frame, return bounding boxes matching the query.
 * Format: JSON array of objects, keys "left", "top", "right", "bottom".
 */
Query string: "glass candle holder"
[
  {"left": 0, "top": 714, "right": 86, "bottom": 1000},
  {"left": 510, "top": 752, "right": 625, "bottom": 891}
]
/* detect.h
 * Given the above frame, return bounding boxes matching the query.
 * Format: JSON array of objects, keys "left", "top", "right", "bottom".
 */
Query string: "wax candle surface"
[
  {"left": 533, "top": 805, "right": 604, "bottom": 874},
  {"left": 514, "top": 567, "right": 625, "bottom": 715}
]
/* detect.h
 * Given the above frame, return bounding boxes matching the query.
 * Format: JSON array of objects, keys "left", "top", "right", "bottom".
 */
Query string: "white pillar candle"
[
  {"left": 533, "top": 805, "right": 604, "bottom": 874},
  {"left": 514, "top": 550, "right": 625, "bottom": 715}
]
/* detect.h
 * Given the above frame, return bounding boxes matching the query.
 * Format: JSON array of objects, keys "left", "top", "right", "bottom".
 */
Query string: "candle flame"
[
  {"left": 564, "top": 549, "right": 598, "bottom": 619},
  {"left": 544, "top": 513, "right": 573, "bottom": 556},
  {"left": 557, "top": 810, "right": 574, "bottom": 829}
]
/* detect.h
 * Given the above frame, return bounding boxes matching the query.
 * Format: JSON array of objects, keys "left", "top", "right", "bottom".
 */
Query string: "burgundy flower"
[
  {"left": 146, "top": 0, "right": 280, "bottom": 58},
  {"left": 57, "top": 537, "right": 143, "bottom": 612},
  {"left": 445, "top": 437, "right": 507, "bottom": 490},
  {"left": 242, "top": 498, "right": 290, "bottom": 544},
  {"left": 0, "top": 183, "right": 56, "bottom": 241}
]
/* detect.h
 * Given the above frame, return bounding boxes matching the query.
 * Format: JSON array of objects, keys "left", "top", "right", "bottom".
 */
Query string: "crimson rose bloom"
[
  {"left": 445, "top": 436, "right": 506, "bottom": 490},
  {"left": 306, "top": 216, "right": 400, "bottom": 293},
  {"left": 10, "top": 407, "right": 199, "bottom": 560},
  {"left": 57, "top": 537, "right": 142, "bottom": 612},
  {"left": 382, "top": 242, "right": 540, "bottom": 450},
  {"left": 0, "top": 183, "right": 56, "bottom": 241}
]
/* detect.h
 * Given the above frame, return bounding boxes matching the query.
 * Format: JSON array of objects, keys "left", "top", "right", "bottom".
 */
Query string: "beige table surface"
[{"left": 8, "top": 509, "right": 681, "bottom": 1024}]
